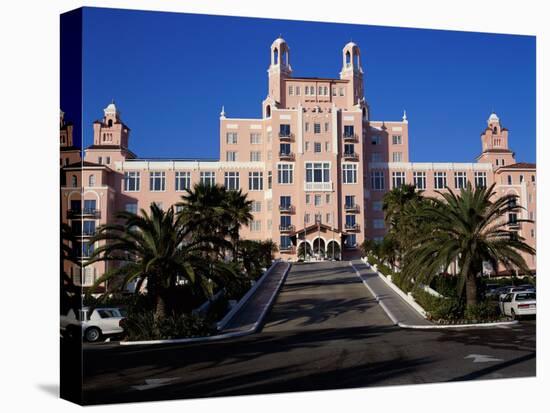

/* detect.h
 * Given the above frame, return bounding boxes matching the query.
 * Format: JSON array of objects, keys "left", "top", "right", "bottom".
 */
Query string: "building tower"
[
  {"left": 340, "top": 42, "right": 364, "bottom": 108},
  {"left": 266, "top": 37, "right": 292, "bottom": 115},
  {"left": 477, "top": 112, "right": 516, "bottom": 167}
]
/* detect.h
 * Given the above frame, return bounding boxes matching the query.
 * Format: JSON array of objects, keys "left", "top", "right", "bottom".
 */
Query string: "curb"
[
  {"left": 397, "top": 320, "right": 519, "bottom": 329},
  {"left": 118, "top": 262, "right": 291, "bottom": 347}
]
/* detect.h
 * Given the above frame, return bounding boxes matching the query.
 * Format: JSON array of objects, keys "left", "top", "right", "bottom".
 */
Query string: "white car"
[
  {"left": 60, "top": 306, "right": 126, "bottom": 342},
  {"left": 498, "top": 286, "right": 534, "bottom": 301},
  {"left": 499, "top": 291, "right": 536, "bottom": 319}
]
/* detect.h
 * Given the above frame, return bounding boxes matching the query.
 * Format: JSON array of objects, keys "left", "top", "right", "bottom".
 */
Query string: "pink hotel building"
[{"left": 61, "top": 37, "right": 536, "bottom": 287}]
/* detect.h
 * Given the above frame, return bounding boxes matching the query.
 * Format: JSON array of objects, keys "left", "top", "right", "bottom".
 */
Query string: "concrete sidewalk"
[
  {"left": 220, "top": 261, "right": 291, "bottom": 333},
  {"left": 351, "top": 259, "right": 432, "bottom": 326}
]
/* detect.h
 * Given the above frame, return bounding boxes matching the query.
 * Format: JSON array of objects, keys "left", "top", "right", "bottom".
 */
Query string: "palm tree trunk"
[
  {"left": 154, "top": 292, "right": 166, "bottom": 321},
  {"left": 465, "top": 274, "right": 478, "bottom": 307}
]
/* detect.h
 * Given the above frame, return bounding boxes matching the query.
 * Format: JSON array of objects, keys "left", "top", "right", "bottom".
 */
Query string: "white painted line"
[
  {"left": 464, "top": 354, "right": 504, "bottom": 363},
  {"left": 132, "top": 378, "right": 178, "bottom": 391},
  {"left": 398, "top": 320, "right": 518, "bottom": 329}
]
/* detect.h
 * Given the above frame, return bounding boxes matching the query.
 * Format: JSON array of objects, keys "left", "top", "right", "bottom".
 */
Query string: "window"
[
  {"left": 325, "top": 141, "right": 330, "bottom": 152},
  {"left": 529, "top": 211, "right": 534, "bottom": 220},
  {"left": 474, "top": 171, "right": 487, "bottom": 188},
  {"left": 82, "top": 242, "right": 94, "bottom": 258},
  {"left": 371, "top": 171, "right": 385, "bottom": 190},
  {"left": 125, "top": 203, "right": 138, "bottom": 214},
  {"left": 520, "top": 175, "right": 524, "bottom": 183},
  {"left": 71, "top": 175, "right": 77, "bottom": 188},
  {"left": 149, "top": 171, "right": 166, "bottom": 191},
  {"left": 531, "top": 175, "right": 535, "bottom": 183},
  {"left": 371, "top": 153, "right": 382, "bottom": 162},
  {"left": 343, "top": 164, "right": 358, "bottom": 184},
  {"left": 392, "top": 135, "right": 402, "bottom": 145},
  {"left": 454, "top": 172, "right": 467, "bottom": 189},
  {"left": 124, "top": 171, "right": 140, "bottom": 192},
  {"left": 344, "top": 125, "right": 354, "bottom": 137},
  {"left": 344, "top": 234, "right": 356, "bottom": 248},
  {"left": 250, "top": 133, "right": 262, "bottom": 144},
  {"left": 345, "top": 195, "right": 355, "bottom": 208},
  {"left": 346, "top": 215, "right": 356, "bottom": 228},
  {"left": 200, "top": 171, "right": 216, "bottom": 186},
  {"left": 280, "top": 215, "right": 291, "bottom": 229},
  {"left": 226, "top": 132, "right": 238, "bottom": 144},
  {"left": 392, "top": 171, "right": 406, "bottom": 188},
  {"left": 83, "top": 221, "right": 96, "bottom": 236},
  {"left": 507, "top": 175, "right": 513, "bottom": 185},
  {"left": 268, "top": 171, "right": 272, "bottom": 189},
  {"left": 280, "top": 235, "right": 292, "bottom": 249},
  {"left": 224, "top": 172, "right": 240, "bottom": 190},
  {"left": 508, "top": 213, "right": 518, "bottom": 225},
  {"left": 326, "top": 194, "right": 331, "bottom": 203},
  {"left": 280, "top": 196, "right": 291, "bottom": 209},
  {"left": 88, "top": 175, "right": 95, "bottom": 187},
  {"left": 344, "top": 144, "right": 355, "bottom": 155},
  {"left": 324, "top": 122, "right": 329, "bottom": 132},
  {"left": 280, "top": 124, "right": 291, "bottom": 137},
  {"left": 314, "top": 123, "right": 321, "bottom": 134},
  {"left": 226, "top": 151, "right": 237, "bottom": 162},
  {"left": 305, "top": 194, "right": 310, "bottom": 204},
  {"left": 305, "top": 86, "right": 310, "bottom": 96},
  {"left": 413, "top": 171, "right": 426, "bottom": 190},
  {"left": 332, "top": 87, "right": 337, "bottom": 96},
  {"left": 280, "top": 143, "right": 291, "bottom": 155},
  {"left": 251, "top": 220, "right": 261, "bottom": 232},
  {"left": 267, "top": 131, "right": 272, "bottom": 142},
  {"left": 278, "top": 164, "right": 294, "bottom": 184},
  {"left": 250, "top": 151, "right": 261, "bottom": 162},
  {"left": 392, "top": 152, "right": 403, "bottom": 162},
  {"left": 374, "top": 219, "right": 385, "bottom": 229},
  {"left": 314, "top": 194, "right": 322, "bottom": 206},
  {"left": 326, "top": 213, "right": 332, "bottom": 224},
  {"left": 434, "top": 172, "right": 447, "bottom": 189},
  {"left": 106, "top": 156, "right": 111, "bottom": 164},
  {"left": 371, "top": 135, "right": 380, "bottom": 145},
  {"left": 372, "top": 201, "right": 383, "bottom": 211},
  {"left": 251, "top": 201, "right": 262, "bottom": 212},
  {"left": 305, "top": 162, "right": 330, "bottom": 182},
  {"left": 248, "top": 171, "right": 263, "bottom": 191},
  {"left": 305, "top": 213, "right": 311, "bottom": 224},
  {"left": 98, "top": 156, "right": 102, "bottom": 165},
  {"left": 339, "top": 87, "right": 345, "bottom": 96},
  {"left": 296, "top": 86, "right": 301, "bottom": 95},
  {"left": 314, "top": 142, "right": 322, "bottom": 153},
  {"left": 175, "top": 171, "right": 191, "bottom": 191},
  {"left": 288, "top": 86, "right": 294, "bottom": 96},
  {"left": 305, "top": 122, "right": 310, "bottom": 132},
  {"left": 305, "top": 142, "right": 310, "bottom": 152}
]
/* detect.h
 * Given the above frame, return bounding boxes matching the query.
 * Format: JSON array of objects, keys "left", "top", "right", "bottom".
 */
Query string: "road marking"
[
  {"left": 464, "top": 354, "right": 504, "bottom": 363},
  {"left": 132, "top": 378, "right": 178, "bottom": 391}
]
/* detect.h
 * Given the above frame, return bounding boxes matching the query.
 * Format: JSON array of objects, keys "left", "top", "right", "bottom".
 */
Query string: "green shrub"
[
  {"left": 429, "top": 297, "right": 465, "bottom": 322},
  {"left": 464, "top": 301, "right": 501, "bottom": 322},
  {"left": 122, "top": 311, "right": 212, "bottom": 341}
]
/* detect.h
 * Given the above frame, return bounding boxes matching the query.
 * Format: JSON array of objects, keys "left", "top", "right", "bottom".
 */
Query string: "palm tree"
[
  {"left": 221, "top": 189, "right": 253, "bottom": 261},
  {"left": 88, "top": 203, "right": 215, "bottom": 321},
  {"left": 61, "top": 223, "right": 81, "bottom": 315},
  {"left": 402, "top": 182, "right": 535, "bottom": 308}
]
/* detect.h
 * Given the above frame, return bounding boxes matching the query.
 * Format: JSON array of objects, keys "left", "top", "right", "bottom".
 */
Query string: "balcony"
[
  {"left": 345, "top": 223, "right": 360, "bottom": 232},
  {"left": 279, "top": 204, "right": 295, "bottom": 214},
  {"left": 279, "top": 224, "right": 295, "bottom": 233},
  {"left": 279, "top": 245, "right": 295, "bottom": 253},
  {"left": 343, "top": 133, "right": 358, "bottom": 143},
  {"left": 278, "top": 132, "right": 294, "bottom": 142},
  {"left": 304, "top": 182, "right": 333, "bottom": 192},
  {"left": 279, "top": 151, "right": 295, "bottom": 161},
  {"left": 343, "top": 151, "right": 359, "bottom": 161},
  {"left": 343, "top": 243, "right": 358, "bottom": 250},
  {"left": 344, "top": 204, "right": 360, "bottom": 213},
  {"left": 67, "top": 209, "right": 101, "bottom": 219}
]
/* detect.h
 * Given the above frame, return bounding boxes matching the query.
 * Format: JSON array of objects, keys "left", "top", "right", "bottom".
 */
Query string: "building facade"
[{"left": 61, "top": 37, "right": 536, "bottom": 287}]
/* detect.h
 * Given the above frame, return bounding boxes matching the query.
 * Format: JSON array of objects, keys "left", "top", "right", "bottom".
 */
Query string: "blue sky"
[{"left": 65, "top": 7, "right": 535, "bottom": 163}]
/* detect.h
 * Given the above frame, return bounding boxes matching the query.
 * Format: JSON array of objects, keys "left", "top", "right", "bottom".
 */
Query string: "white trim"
[{"left": 368, "top": 162, "right": 494, "bottom": 171}]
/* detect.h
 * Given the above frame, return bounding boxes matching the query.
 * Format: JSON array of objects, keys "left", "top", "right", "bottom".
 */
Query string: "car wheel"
[
  {"left": 511, "top": 309, "right": 517, "bottom": 321},
  {"left": 85, "top": 327, "right": 102, "bottom": 342}
]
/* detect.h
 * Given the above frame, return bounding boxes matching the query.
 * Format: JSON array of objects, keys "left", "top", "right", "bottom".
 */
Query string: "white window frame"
[
  {"left": 224, "top": 171, "right": 240, "bottom": 190},
  {"left": 371, "top": 170, "right": 385, "bottom": 191},
  {"left": 226, "top": 132, "right": 238, "bottom": 144},
  {"left": 434, "top": 172, "right": 447, "bottom": 189},
  {"left": 392, "top": 171, "right": 406, "bottom": 188},
  {"left": 413, "top": 171, "right": 426, "bottom": 190},
  {"left": 124, "top": 171, "right": 140, "bottom": 192},
  {"left": 250, "top": 151, "right": 262, "bottom": 162},
  {"left": 200, "top": 171, "right": 216, "bottom": 186},
  {"left": 250, "top": 133, "right": 262, "bottom": 144},
  {"left": 277, "top": 163, "right": 294, "bottom": 184},
  {"left": 248, "top": 171, "right": 263, "bottom": 191},
  {"left": 175, "top": 171, "right": 191, "bottom": 192},
  {"left": 454, "top": 171, "right": 467, "bottom": 189},
  {"left": 149, "top": 171, "right": 166, "bottom": 192},
  {"left": 343, "top": 163, "right": 358, "bottom": 184}
]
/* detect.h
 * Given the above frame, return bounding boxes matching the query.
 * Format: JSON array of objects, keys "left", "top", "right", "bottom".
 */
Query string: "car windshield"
[
  {"left": 97, "top": 309, "right": 117, "bottom": 318},
  {"left": 515, "top": 293, "right": 536, "bottom": 301}
]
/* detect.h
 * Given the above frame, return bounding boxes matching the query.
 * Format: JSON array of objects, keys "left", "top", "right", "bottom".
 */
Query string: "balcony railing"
[
  {"left": 304, "top": 182, "right": 333, "bottom": 192},
  {"left": 343, "top": 151, "right": 359, "bottom": 161},
  {"left": 279, "top": 224, "right": 295, "bottom": 233},
  {"left": 278, "top": 132, "right": 294, "bottom": 141},
  {"left": 343, "top": 243, "right": 358, "bottom": 250},
  {"left": 343, "top": 133, "right": 358, "bottom": 142},
  {"left": 279, "top": 245, "right": 295, "bottom": 253},
  {"left": 279, "top": 204, "right": 295, "bottom": 214},
  {"left": 345, "top": 223, "right": 360, "bottom": 231},
  {"left": 67, "top": 209, "right": 100, "bottom": 219},
  {"left": 279, "top": 151, "right": 295, "bottom": 161},
  {"left": 344, "top": 204, "right": 360, "bottom": 213}
]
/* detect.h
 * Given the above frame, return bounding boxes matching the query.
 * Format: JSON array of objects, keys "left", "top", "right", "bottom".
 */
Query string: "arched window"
[
  {"left": 273, "top": 48, "right": 279, "bottom": 65},
  {"left": 493, "top": 126, "right": 497, "bottom": 133},
  {"left": 507, "top": 175, "right": 512, "bottom": 185},
  {"left": 354, "top": 51, "right": 360, "bottom": 68},
  {"left": 89, "top": 175, "right": 95, "bottom": 187},
  {"left": 71, "top": 175, "right": 77, "bottom": 188},
  {"left": 107, "top": 119, "right": 113, "bottom": 127},
  {"left": 266, "top": 105, "right": 271, "bottom": 118},
  {"left": 282, "top": 50, "right": 288, "bottom": 66},
  {"left": 345, "top": 51, "right": 351, "bottom": 67}
]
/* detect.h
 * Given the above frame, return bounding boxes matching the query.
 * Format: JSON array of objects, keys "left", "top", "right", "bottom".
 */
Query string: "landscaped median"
[{"left": 360, "top": 257, "right": 518, "bottom": 329}]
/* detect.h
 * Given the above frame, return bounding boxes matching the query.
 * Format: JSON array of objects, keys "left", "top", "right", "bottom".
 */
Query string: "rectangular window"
[
  {"left": 344, "top": 125, "right": 354, "bottom": 137},
  {"left": 226, "top": 151, "right": 237, "bottom": 162},
  {"left": 325, "top": 141, "right": 330, "bottom": 152},
  {"left": 305, "top": 142, "right": 310, "bottom": 152},
  {"left": 507, "top": 175, "right": 513, "bottom": 185},
  {"left": 371, "top": 171, "right": 385, "bottom": 190},
  {"left": 248, "top": 171, "right": 263, "bottom": 191},
  {"left": 250, "top": 133, "right": 262, "bottom": 144},
  {"left": 280, "top": 235, "right": 292, "bottom": 249},
  {"left": 251, "top": 201, "right": 262, "bottom": 212},
  {"left": 326, "top": 194, "right": 331, "bottom": 203},
  {"left": 98, "top": 156, "right": 102, "bottom": 165},
  {"left": 149, "top": 171, "right": 166, "bottom": 191},
  {"left": 413, "top": 171, "right": 426, "bottom": 190},
  {"left": 345, "top": 195, "right": 355, "bottom": 208},
  {"left": 314, "top": 123, "right": 321, "bottom": 134},
  {"left": 305, "top": 162, "right": 331, "bottom": 183},
  {"left": 288, "top": 86, "right": 294, "bottom": 96},
  {"left": 125, "top": 202, "right": 138, "bottom": 214},
  {"left": 305, "top": 86, "right": 310, "bottom": 96},
  {"left": 280, "top": 143, "right": 291, "bottom": 155},
  {"left": 280, "top": 215, "right": 291, "bottom": 229},
  {"left": 371, "top": 135, "right": 380, "bottom": 145},
  {"left": 392, "top": 152, "right": 403, "bottom": 162},
  {"left": 345, "top": 214, "right": 356, "bottom": 227},
  {"left": 343, "top": 164, "right": 358, "bottom": 184},
  {"left": 250, "top": 151, "right": 262, "bottom": 162},
  {"left": 278, "top": 164, "right": 294, "bottom": 184},
  {"left": 251, "top": 220, "right": 261, "bottom": 232},
  {"left": 279, "top": 124, "right": 291, "bottom": 137},
  {"left": 371, "top": 153, "right": 382, "bottom": 162},
  {"left": 314, "top": 142, "right": 322, "bottom": 153},
  {"left": 106, "top": 156, "right": 111, "bottom": 164},
  {"left": 345, "top": 234, "right": 357, "bottom": 248},
  {"left": 392, "top": 135, "right": 402, "bottom": 145},
  {"left": 305, "top": 213, "right": 311, "bottom": 224},
  {"left": 332, "top": 86, "right": 337, "bottom": 96},
  {"left": 175, "top": 171, "right": 191, "bottom": 191},
  {"left": 124, "top": 171, "right": 140, "bottom": 192},
  {"left": 83, "top": 221, "right": 96, "bottom": 236},
  {"left": 326, "top": 213, "right": 331, "bottom": 224},
  {"left": 344, "top": 144, "right": 355, "bottom": 155},
  {"left": 200, "top": 171, "right": 216, "bottom": 186},
  {"left": 339, "top": 87, "right": 345, "bottom": 96},
  {"left": 392, "top": 171, "right": 406, "bottom": 188},
  {"left": 314, "top": 194, "right": 322, "bottom": 206},
  {"left": 324, "top": 122, "right": 329, "bottom": 132},
  {"left": 267, "top": 219, "right": 272, "bottom": 230},
  {"left": 305, "top": 122, "right": 309, "bottom": 132},
  {"left": 374, "top": 219, "right": 385, "bottom": 229},
  {"left": 268, "top": 171, "right": 272, "bottom": 189},
  {"left": 474, "top": 171, "right": 487, "bottom": 188},
  {"left": 454, "top": 171, "right": 467, "bottom": 189},
  {"left": 372, "top": 201, "right": 383, "bottom": 211},
  {"left": 296, "top": 86, "right": 301, "bottom": 95},
  {"left": 226, "top": 132, "right": 238, "bottom": 144},
  {"left": 434, "top": 172, "right": 447, "bottom": 189},
  {"left": 83, "top": 199, "right": 96, "bottom": 213},
  {"left": 280, "top": 196, "right": 291, "bottom": 209},
  {"left": 224, "top": 171, "right": 240, "bottom": 190}
]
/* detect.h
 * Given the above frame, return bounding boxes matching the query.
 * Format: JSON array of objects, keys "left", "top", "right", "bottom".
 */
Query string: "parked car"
[
  {"left": 498, "top": 286, "right": 534, "bottom": 300},
  {"left": 60, "top": 306, "right": 126, "bottom": 342},
  {"left": 499, "top": 291, "right": 536, "bottom": 319},
  {"left": 484, "top": 283, "right": 500, "bottom": 299}
]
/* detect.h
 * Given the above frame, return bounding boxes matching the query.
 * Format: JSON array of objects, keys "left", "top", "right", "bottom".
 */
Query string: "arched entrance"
[
  {"left": 326, "top": 240, "right": 341, "bottom": 261},
  {"left": 312, "top": 237, "right": 326, "bottom": 260},
  {"left": 297, "top": 241, "right": 313, "bottom": 261}
]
